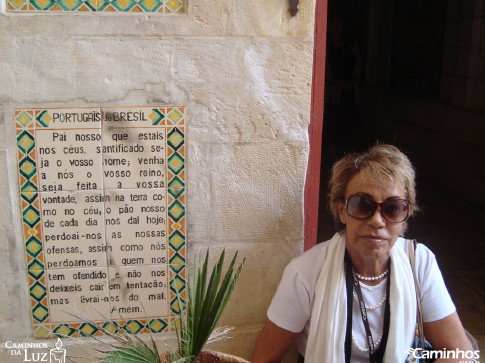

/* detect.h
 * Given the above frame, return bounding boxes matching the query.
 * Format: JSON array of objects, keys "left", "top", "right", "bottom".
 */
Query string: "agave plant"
[
  {"left": 99, "top": 331, "right": 161, "bottom": 363},
  {"left": 173, "top": 249, "right": 245, "bottom": 362},
  {"left": 93, "top": 249, "right": 245, "bottom": 363}
]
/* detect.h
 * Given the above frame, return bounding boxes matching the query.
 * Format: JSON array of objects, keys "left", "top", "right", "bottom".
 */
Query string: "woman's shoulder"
[
  {"left": 396, "top": 238, "right": 455, "bottom": 320},
  {"left": 285, "top": 236, "right": 335, "bottom": 286},
  {"left": 395, "top": 237, "right": 439, "bottom": 272},
  {"left": 292, "top": 237, "right": 332, "bottom": 265},
  {"left": 395, "top": 237, "right": 435, "bottom": 255}
]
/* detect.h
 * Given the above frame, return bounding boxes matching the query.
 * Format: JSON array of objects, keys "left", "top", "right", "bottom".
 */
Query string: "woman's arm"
[
  {"left": 251, "top": 319, "right": 300, "bottom": 363},
  {"left": 423, "top": 312, "right": 473, "bottom": 363}
]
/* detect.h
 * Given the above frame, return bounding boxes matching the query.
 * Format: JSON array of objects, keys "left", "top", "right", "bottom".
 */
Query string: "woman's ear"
[{"left": 338, "top": 200, "right": 346, "bottom": 225}]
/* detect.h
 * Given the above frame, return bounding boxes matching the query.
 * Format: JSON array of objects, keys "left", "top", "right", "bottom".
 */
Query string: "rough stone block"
[{"left": 210, "top": 142, "right": 307, "bottom": 243}]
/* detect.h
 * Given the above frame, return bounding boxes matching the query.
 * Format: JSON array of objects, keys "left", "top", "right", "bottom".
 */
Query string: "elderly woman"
[{"left": 252, "top": 144, "right": 471, "bottom": 362}]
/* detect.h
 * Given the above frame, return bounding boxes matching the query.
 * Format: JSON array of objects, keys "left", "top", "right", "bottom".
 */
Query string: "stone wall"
[{"left": 0, "top": 1, "right": 316, "bottom": 360}]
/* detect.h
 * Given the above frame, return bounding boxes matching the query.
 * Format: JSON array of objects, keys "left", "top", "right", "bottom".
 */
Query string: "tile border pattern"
[
  {"left": 15, "top": 106, "right": 186, "bottom": 339},
  {"left": 7, "top": 0, "right": 183, "bottom": 13}
]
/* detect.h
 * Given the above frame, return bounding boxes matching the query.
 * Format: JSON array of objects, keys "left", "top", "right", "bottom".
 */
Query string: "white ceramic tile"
[
  {"left": 108, "top": 265, "right": 170, "bottom": 320},
  {"left": 104, "top": 188, "right": 168, "bottom": 267},
  {"left": 33, "top": 113, "right": 102, "bottom": 192},
  {"left": 46, "top": 267, "right": 110, "bottom": 324},
  {"left": 6, "top": 0, "right": 183, "bottom": 13},
  {"left": 15, "top": 106, "right": 185, "bottom": 336},
  {"left": 101, "top": 107, "right": 167, "bottom": 190},
  {"left": 39, "top": 190, "right": 107, "bottom": 269}
]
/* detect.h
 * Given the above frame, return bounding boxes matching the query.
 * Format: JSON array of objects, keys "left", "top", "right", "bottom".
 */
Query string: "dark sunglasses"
[{"left": 344, "top": 194, "right": 411, "bottom": 223}]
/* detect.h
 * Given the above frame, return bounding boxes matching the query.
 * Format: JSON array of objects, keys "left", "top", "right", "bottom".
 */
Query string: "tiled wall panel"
[
  {"left": 14, "top": 106, "right": 185, "bottom": 338},
  {"left": 7, "top": 0, "right": 183, "bottom": 13}
]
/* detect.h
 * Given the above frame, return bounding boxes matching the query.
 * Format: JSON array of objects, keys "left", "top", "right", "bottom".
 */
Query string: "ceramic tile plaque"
[
  {"left": 7, "top": 0, "right": 183, "bottom": 13},
  {"left": 15, "top": 106, "right": 186, "bottom": 339}
]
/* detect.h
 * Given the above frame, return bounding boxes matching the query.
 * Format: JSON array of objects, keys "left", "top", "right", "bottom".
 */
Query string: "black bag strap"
[
  {"left": 405, "top": 239, "right": 426, "bottom": 348},
  {"left": 344, "top": 252, "right": 353, "bottom": 363}
]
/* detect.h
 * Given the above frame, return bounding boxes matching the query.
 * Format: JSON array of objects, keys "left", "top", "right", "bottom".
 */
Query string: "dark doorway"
[
  {"left": 318, "top": 0, "right": 375, "bottom": 243},
  {"left": 314, "top": 0, "right": 485, "bottom": 348}
]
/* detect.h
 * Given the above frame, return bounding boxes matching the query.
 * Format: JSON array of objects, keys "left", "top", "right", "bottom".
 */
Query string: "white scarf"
[{"left": 305, "top": 233, "right": 416, "bottom": 362}]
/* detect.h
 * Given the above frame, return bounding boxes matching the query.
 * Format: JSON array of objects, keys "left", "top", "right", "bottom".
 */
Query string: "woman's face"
[{"left": 338, "top": 171, "right": 406, "bottom": 264}]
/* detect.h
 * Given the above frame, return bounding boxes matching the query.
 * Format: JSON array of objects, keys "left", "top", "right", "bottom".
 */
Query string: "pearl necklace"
[
  {"left": 353, "top": 292, "right": 387, "bottom": 311},
  {"left": 355, "top": 269, "right": 389, "bottom": 281},
  {"left": 352, "top": 332, "right": 383, "bottom": 352}
]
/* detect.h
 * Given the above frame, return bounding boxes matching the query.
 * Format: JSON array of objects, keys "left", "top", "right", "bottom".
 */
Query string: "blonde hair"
[{"left": 328, "top": 144, "right": 418, "bottom": 231}]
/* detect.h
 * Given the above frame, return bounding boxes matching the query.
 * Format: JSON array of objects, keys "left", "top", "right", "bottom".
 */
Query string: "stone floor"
[{"left": 318, "top": 179, "right": 485, "bottom": 356}]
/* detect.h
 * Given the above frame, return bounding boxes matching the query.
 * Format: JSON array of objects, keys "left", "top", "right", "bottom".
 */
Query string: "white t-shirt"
[{"left": 267, "top": 237, "right": 456, "bottom": 359}]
